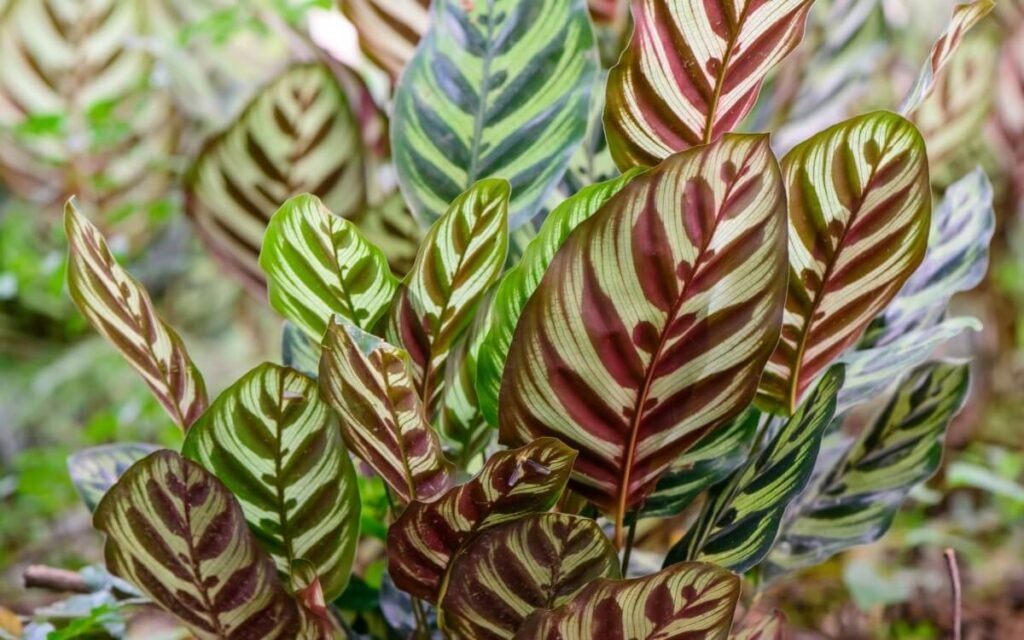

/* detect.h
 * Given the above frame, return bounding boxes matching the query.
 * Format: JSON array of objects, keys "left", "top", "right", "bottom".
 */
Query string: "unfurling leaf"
[
  {"left": 499, "top": 134, "right": 788, "bottom": 542},
  {"left": 182, "top": 363, "right": 361, "bottom": 601},
  {"left": 439, "top": 514, "right": 620, "bottom": 639},
  {"left": 766, "top": 362, "right": 969, "bottom": 577},
  {"left": 94, "top": 451, "right": 306, "bottom": 639},
  {"left": 604, "top": 0, "right": 815, "bottom": 169},
  {"left": 387, "top": 438, "right": 576, "bottom": 603},
  {"left": 515, "top": 562, "right": 740, "bottom": 640},
  {"left": 757, "top": 112, "right": 931, "bottom": 415},
  {"left": 67, "top": 444, "right": 161, "bottom": 512},
  {"left": 391, "top": 0, "right": 597, "bottom": 227},
  {"left": 259, "top": 194, "right": 398, "bottom": 338},
  {"left": 320, "top": 320, "right": 454, "bottom": 504},
  {"left": 65, "top": 200, "right": 208, "bottom": 431},
  {"left": 340, "top": 0, "right": 431, "bottom": 79},
  {"left": 666, "top": 366, "right": 842, "bottom": 573}
]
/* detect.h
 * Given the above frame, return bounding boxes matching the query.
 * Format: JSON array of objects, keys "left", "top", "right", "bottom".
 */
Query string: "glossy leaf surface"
[{"left": 67, "top": 444, "right": 161, "bottom": 513}]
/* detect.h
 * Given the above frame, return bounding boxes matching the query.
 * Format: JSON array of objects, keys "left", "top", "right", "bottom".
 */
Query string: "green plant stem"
[
  {"left": 620, "top": 517, "right": 637, "bottom": 576},
  {"left": 411, "top": 596, "right": 429, "bottom": 639}
]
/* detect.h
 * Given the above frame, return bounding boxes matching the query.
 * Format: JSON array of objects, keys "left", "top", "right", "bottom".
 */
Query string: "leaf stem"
[
  {"left": 620, "top": 516, "right": 637, "bottom": 576},
  {"left": 411, "top": 596, "right": 429, "bottom": 639}
]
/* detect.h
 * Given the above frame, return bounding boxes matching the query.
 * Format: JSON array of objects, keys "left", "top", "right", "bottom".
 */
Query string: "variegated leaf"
[
  {"left": 666, "top": 366, "right": 842, "bottom": 573},
  {"left": 259, "top": 193, "right": 397, "bottom": 338},
  {"left": 67, "top": 444, "right": 161, "bottom": 512},
  {"left": 340, "top": 0, "right": 430, "bottom": 79},
  {"left": 391, "top": 0, "right": 598, "bottom": 227},
  {"left": 765, "top": 362, "right": 969, "bottom": 577},
  {"left": 389, "top": 179, "right": 509, "bottom": 417},
  {"left": 282, "top": 321, "right": 320, "bottom": 379},
  {"left": 604, "top": 0, "right": 815, "bottom": 169},
  {"left": 731, "top": 611, "right": 786, "bottom": 640},
  {"left": 439, "top": 514, "right": 620, "bottom": 639},
  {"left": 387, "top": 438, "right": 576, "bottom": 604},
  {"left": 94, "top": 451, "right": 306, "bottom": 639},
  {"left": 182, "top": 363, "right": 361, "bottom": 601},
  {"left": 515, "top": 562, "right": 740, "bottom": 640},
  {"left": 757, "top": 112, "right": 931, "bottom": 415},
  {"left": 899, "top": 0, "right": 996, "bottom": 115},
  {"left": 357, "top": 191, "right": 423, "bottom": 276},
  {"left": 186, "top": 63, "right": 365, "bottom": 290},
  {"left": 65, "top": 200, "right": 208, "bottom": 430},
  {"left": 638, "top": 409, "right": 759, "bottom": 520},
  {"left": 476, "top": 169, "right": 646, "bottom": 426},
  {"left": 499, "top": 134, "right": 788, "bottom": 543},
  {"left": 320, "top": 320, "right": 454, "bottom": 504}
]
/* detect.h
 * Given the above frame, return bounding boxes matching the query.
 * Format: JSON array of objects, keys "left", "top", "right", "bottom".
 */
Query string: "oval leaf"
[
  {"left": 757, "top": 111, "right": 931, "bottom": 415},
  {"left": 499, "top": 134, "right": 788, "bottom": 540},
  {"left": 391, "top": 0, "right": 598, "bottom": 227},
  {"left": 340, "top": 0, "right": 430, "bottom": 79},
  {"left": 440, "top": 513, "right": 621, "bottom": 639},
  {"left": 67, "top": 444, "right": 161, "bottom": 513},
  {"left": 387, "top": 438, "right": 577, "bottom": 603}
]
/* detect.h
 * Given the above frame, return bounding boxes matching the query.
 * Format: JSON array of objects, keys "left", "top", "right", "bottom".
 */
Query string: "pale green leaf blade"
[{"left": 67, "top": 444, "right": 161, "bottom": 513}]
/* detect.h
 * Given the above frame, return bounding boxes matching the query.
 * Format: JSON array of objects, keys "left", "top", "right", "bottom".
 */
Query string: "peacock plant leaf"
[
  {"left": 476, "top": 169, "right": 646, "bottom": 426},
  {"left": 67, "top": 444, "right": 161, "bottom": 513},
  {"left": 282, "top": 322, "right": 321, "bottom": 379},
  {"left": 386, "top": 438, "right": 577, "bottom": 604},
  {"left": 756, "top": 111, "right": 931, "bottom": 415},
  {"left": 499, "top": 134, "right": 788, "bottom": 543},
  {"left": 898, "top": 0, "right": 996, "bottom": 116},
  {"left": 259, "top": 193, "right": 398, "bottom": 339},
  {"left": 765, "top": 362, "right": 969, "bottom": 578},
  {"left": 319, "top": 319, "right": 454, "bottom": 504},
  {"left": 388, "top": 179, "right": 510, "bottom": 417},
  {"left": 439, "top": 513, "right": 621, "bottom": 639},
  {"left": 391, "top": 0, "right": 598, "bottom": 227},
  {"left": 94, "top": 450, "right": 307, "bottom": 639},
  {"left": 357, "top": 191, "right": 423, "bottom": 276},
  {"left": 515, "top": 562, "right": 740, "bottom": 640},
  {"left": 339, "top": 0, "right": 431, "bottom": 79},
  {"left": 186, "top": 64, "right": 365, "bottom": 290},
  {"left": 181, "top": 363, "right": 361, "bottom": 602},
  {"left": 665, "top": 366, "right": 842, "bottom": 573},
  {"left": 65, "top": 200, "right": 208, "bottom": 431},
  {"left": 604, "top": 0, "right": 815, "bottom": 169}
]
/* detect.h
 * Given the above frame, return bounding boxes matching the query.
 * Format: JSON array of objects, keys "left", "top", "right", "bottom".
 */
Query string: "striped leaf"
[
  {"left": 386, "top": 438, "right": 576, "bottom": 604},
  {"left": 357, "top": 191, "right": 423, "bottom": 276},
  {"left": 259, "top": 193, "right": 397, "bottom": 338},
  {"left": 756, "top": 112, "right": 931, "bottom": 415},
  {"left": 319, "top": 319, "right": 454, "bottom": 504},
  {"left": 339, "top": 0, "right": 430, "bottom": 79},
  {"left": 65, "top": 200, "right": 208, "bottom": 431},
  {"left": 499, "top": 134, "right": 788, "bottom": 543},
  {"left": 604, "top": 0, "right": 815, "bottom": 169},
  {"left": 182, "top": 363, "right": 360, "bottom": 601},
  {"left": 731, "top": 611, "right": 786, "bottom": 640},
  {"left": 666, "top": 366, "right": 842, "bottom": 573},
  {"left": 765, "top": 362, "right": 970, "bottom": 577},
  {"left": 476, "top": 169, "right": 646, "bottom": 426},
  {"left": 638, "top": 409, "right": 759, "bottom": 520},
  {"left": 388, "top": 179, "right": 509, "bottom": 417},
  {"left": 186, "top": 63, "right": 365, "bottom": 290},
  {"left": 390, "top": 0, "right": 598, "bottom": 227},
  {"left": 94, "top": 450, "right": 305, "bottom": 639},
  {"left": 439, "top": 513, "right": 621, "bottom": 639},
  {"left": 899, "top": 0, "right": 996, "bottom": 115},
  {"left": 515, "top": 562, "right": 740, "bottom": 640},
  {"left": 67, "top": 444, "right": 161, "bottom": 513}
]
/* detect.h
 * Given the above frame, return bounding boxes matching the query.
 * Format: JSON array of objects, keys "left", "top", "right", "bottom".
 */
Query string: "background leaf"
[
  {"left": 339, "top": 0, "right": 431, "bottom": 79},
  {"left": 67, "top": 444, "right": 161, "bottom": 513}
]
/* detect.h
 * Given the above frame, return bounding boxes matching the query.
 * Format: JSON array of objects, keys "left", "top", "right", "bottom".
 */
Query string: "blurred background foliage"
[{"left": 0, "top": 0, "right": 1023, "bottom": 637}]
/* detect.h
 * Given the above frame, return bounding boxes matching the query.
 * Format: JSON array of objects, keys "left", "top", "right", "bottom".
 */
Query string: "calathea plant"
[{"left": 59, "top": 0, "right": 996, "bottom": 638}]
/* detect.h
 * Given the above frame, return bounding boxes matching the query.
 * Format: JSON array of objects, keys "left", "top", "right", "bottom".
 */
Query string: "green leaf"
[
  {"left": 391, "top": 0, "right": 598, "bottom": 227},
  {"left": 757, "top": 112, "right": 931, "bottom": 415},
  {"left": 186, "top": 63, "right": 365, "bottom": 290},
  {"left": 182, "top": 363, "right": 360, "bottom": 601},
  {"left": 439, "top": 513, "right": 621, "bottom": 639},
  {"left": 339, "top": 0, "right": 430, "bottom": 79},
  {"left": 388, "top": 179, "right": 509, "bottom": 417},
  {"left": 94, "top": 451, "right": 307, "bottom": 638},
  {"left": 357, "top": 191, "right": 423, "bottom": 276},
  {"left": 67, "top": 444, "right": 161, "bottom": 512},
  {"left": 65, "top": 200, "right": 208, "bottom": 430},
  {"left": 476, "top": 169, "right": 646, "bottom": 426},
  {"left": 319, "top": 319, "right": 454, "bottom": 504},
  {"left": 499, "top": 134, "right": 788, "bottom": 541},
  {"left": 386, "top": 438, "right": 576, "bottom": 603},
  {"left": 259, "top": 193, "right": 397, "bottom": 338},
  {"left": 604, "top": 0, "right": 815, "bottom": 169},
  {"left": 666, "top": 366, "right": 843, "bottom": 573},
  {"left": 765, "top": 362, "right": 970, "bottom": 578},
  {"left": 282, "top": 321, "right": 320, "bottom": 379},
  {"left": 515, "top": 562, "right": 740, "bottom": 640}
]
